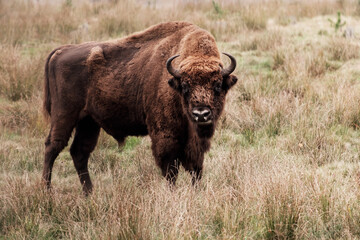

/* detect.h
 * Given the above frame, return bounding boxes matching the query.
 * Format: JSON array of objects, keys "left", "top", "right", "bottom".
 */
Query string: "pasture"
[{"left": 1, "top": 0, "right": 360, "bottom": 238}]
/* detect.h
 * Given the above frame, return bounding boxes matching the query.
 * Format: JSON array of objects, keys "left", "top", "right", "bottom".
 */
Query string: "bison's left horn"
[
  {"left": 166, "top": 55, "right": 181, "bottom": 79},
  {"left": 221, "top": 53, "right": 236, "bottom": 77}
]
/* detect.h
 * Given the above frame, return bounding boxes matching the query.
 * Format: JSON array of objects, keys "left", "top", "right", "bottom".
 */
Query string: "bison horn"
[
  {"left": 166, "top": 55, "right": 181, "bottom": 79},
  {"left": 221, "top": 52, "right": 236, "bottom": 77}
]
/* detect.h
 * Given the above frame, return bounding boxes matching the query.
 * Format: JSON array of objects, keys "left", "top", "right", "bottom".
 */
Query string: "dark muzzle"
[{"left": 192, "top": 107, "right": 212, "bottom": 125}]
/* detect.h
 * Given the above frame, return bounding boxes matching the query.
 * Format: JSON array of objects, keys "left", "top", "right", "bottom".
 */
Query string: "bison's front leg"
[
  {"left": 160, "top": 158, "right": 180, "bottom": 185},
  {"left": 151, "top": 135, "right": 182, "bottom": 185},
  {"left": 190, "top": 166, "right": 202, "bottom": 185},
  {"left": 181, "top": 144, "right": 205, "bottom": 185},
  {"left": 181, "top": 158, "right": 203, "bottom": 186}
]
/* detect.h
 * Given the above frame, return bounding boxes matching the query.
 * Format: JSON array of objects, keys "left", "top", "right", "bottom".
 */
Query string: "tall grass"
[{"left": 2, "top": 0, "right": 360, "bottom": 239}]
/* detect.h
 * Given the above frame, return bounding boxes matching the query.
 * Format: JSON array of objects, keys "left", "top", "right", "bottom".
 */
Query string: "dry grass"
[
  {"left": 0, "top": 45, "right": 44, "bottom": 101},
  {"left": 327, "top": 37, "right": 360, "bottom": 61},
  {"left": 2, "top": 0, "right": 360, "bottom": 239}
]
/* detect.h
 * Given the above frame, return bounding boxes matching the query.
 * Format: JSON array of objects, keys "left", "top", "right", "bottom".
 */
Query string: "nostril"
[
  {"left": 202, "top": 109, "right": 211, "bottom": 117},
  {"left": 192, "top": 110, "right": 200, "bottom": 117}
]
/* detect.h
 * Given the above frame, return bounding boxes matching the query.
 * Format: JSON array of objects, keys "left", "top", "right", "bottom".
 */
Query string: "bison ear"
[
  {"left": 222, "top": 75, "right": 238, "bottom": 91},
  {"left": 168, "top": 77, "right": 181, "bottom": 92}
]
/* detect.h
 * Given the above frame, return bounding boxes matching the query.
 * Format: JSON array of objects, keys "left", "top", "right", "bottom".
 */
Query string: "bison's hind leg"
[
  {"left": 70, "top": 115, "right": 100, "bottom": 195},
  {"left": 42, "top": 119, "right": 76, "bottom": 190}
]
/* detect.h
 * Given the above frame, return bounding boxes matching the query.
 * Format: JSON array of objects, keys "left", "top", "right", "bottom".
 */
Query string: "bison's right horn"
[
  {"left": 221, "top": 53, "right": 236, "bottom": 77},
  {"left": 166, "top": 55, "right": 181, "bottom": 79}
]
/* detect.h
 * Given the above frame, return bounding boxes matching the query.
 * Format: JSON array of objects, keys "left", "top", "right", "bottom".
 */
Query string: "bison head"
[{"left": 167, "top": 53, "right": 237, "bottom": 138}]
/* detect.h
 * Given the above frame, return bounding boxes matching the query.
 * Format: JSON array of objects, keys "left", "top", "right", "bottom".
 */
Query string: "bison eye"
[
  {"left": 181, "top": 82, "right": 189, "bottom": 95},
  {"left": 214, "top": 82, "right": 222, "bottom": 94}
]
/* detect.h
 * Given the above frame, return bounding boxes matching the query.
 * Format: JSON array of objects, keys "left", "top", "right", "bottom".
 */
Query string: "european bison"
[{"left": 42, "top": 22, "right": 237, "bottom": 194}]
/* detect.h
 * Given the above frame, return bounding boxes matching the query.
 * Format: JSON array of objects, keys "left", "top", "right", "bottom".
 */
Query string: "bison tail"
[{"left": 43, "top": 48, "right": 58, "bottom": 120}]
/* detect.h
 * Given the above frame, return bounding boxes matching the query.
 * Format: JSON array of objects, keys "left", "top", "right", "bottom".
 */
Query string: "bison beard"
[{"left": 42, "top": 21, "right": 237, "bottom": 194}]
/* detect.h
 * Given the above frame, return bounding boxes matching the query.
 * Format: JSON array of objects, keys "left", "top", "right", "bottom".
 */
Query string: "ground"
[{"left": 1, "top": 0, "right": 360, "bottom": 239}]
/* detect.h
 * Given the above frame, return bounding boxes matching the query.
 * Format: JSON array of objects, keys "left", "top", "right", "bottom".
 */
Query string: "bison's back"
[{"left": 44, "top": 42, "right": 99, "bottom": 116}]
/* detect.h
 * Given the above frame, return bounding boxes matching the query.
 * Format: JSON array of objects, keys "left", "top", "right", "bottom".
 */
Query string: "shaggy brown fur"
[{"left": 42, "top": 21, "right": 237, "bottom": 194}]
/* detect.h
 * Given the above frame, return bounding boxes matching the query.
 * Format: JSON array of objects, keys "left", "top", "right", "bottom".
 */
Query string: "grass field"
[{"left": 2, "top": 0, "right": 360, "bottom": 239}]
